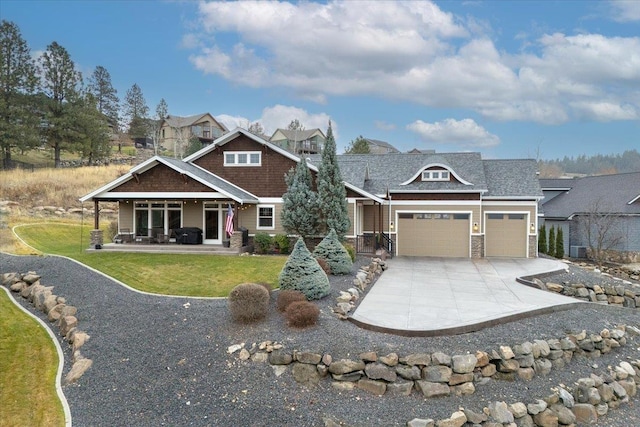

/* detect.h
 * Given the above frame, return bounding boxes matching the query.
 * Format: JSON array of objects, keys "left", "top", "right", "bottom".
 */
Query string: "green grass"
[
  {"left": 0, "top": 290, "right": 65, "bottom": 427},
  {"left": 14, "top": 223, "right": 286, "bottom": 297}
]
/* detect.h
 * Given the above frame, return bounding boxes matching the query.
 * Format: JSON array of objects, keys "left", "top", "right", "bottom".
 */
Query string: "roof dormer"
[{"left": 401, "top": 163, "right": 473, "bottom": 186}]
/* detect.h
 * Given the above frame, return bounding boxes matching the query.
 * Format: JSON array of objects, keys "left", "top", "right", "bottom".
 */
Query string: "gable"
[
  {"left": 401, "top": 163, "right": 473, "bottom": 186},
  {"left": 113, "top": 163, "right": 212, "bottom": 193},
  {"left": 192, "top": 134, "right": 299, "bottom": 197}
]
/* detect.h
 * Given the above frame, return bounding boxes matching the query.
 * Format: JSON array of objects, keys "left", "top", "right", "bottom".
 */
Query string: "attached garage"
[
  {"left": 397, "top": 213, "right": 470, "bottom": 257},
  {"left": 485, "top": 213, "right": 528, "bottom": 257}
]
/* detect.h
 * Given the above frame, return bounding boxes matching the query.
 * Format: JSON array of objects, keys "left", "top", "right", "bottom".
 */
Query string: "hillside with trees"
[{"left": 539, "top": 150, "right": 640, "bottom": 177}]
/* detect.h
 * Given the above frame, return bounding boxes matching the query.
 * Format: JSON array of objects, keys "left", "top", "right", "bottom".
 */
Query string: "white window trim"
[
  {"left": 224, "top": 151, "right": 262, "bottom": 166},
  {"left": 256, "top": 204, "right": 275, "bottom": 230},
  {"left": 421, "top": 169, "right": 450, "bottom": 182}
]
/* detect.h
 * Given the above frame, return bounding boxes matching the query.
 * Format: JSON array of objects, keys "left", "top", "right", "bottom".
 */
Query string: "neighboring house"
[
  {"left": 539, "top": 173, "right": 640, "bottom": 258},
  {"left": 363, "top": 138, "right": 400, "bottom": 154},
  {"left": 159, "top": 113, "right": 228, "bottom": 156},
  {"left": 408, "top": 148, "right": 436, "bottom": 154},
  {"left": 81, "top": 128, "right": 542, "bottom": 258},
  {"left": 269, "top": 128, "right": 325, "bottom": 155}
]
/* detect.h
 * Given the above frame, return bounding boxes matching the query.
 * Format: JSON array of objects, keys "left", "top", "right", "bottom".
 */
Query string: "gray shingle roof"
[
  {"left": 541, "top": 172, "right": 640, "bottom": 219},
  {"left": 483, "top": 160, "right": 543, "bottom": 198},
  {"left": 364, "top": 138, "right": 399, "bottom": 152},
  {"left": 164, "top": 113, "right": 228, "bottom": 131}
]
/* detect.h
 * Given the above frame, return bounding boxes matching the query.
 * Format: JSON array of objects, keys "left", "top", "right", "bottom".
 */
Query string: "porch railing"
[{"left": 355, "top": 233, "right": 394, "bottom": 257}]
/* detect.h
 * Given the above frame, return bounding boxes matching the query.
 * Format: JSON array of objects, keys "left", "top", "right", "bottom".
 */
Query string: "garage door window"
[
  {"left": 488, "top": 214, "right": 503, "bottom": 220},
  {"left": 453, "top": 214, "right": 469, "bottom": 220},
  {"left": 508, "top": 214, "right": 525, "bottom": 220}
]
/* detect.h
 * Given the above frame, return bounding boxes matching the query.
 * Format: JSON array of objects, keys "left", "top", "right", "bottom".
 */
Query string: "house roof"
[
  {"left": 163, "top": 113, "right": 228, "bottom": 131},
  {"left": 270, "top": 128, "right": 325, "bottom": 142},
  {"left": 539, "top": 178, "right": 575, "bottom": 190},
  {"left": 364, "top": 138, "right": 399, "bottom": 152},
  {"left": 483, "top": 160, "right": 543, "bottom": 199},
  {"left": 79, "top": 155, "right": 259, "bottom": 204},
  {"left": 307, "top": 153, "right": 541, "bottom": 199},
  {"left": 541, "top": 172, "right": 640, "bottom": 219}
]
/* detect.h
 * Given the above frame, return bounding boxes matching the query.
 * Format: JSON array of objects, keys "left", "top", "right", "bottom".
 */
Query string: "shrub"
[
  {"left": 253, "top": 232, "right": 273, "bottom": 254},
  {"left": 228, "top": 283, "right": 270, "bottom": 323},
  {"left": 538, "top": 224, "right": 547, "bottom": 255},
  {"left": 257, "top": 282, "right": 272, "bottom": 294},
  {"left": 556, "top": 227, "right": 565, "bottom": 259},
  {"left": 312, "top": 229, "right": 353, "bottom": 275},
  {"left": 315, "top": 257, "right": 332, "bottom": 275},
  {"left": 548, "top": 226, "right": 556, "bottom": 258},
  {"left": 343, "top": 243, "right": 356, "bottom": 262},
  {"left": 276, "top": 289, "right": 307, "bottom": 312},
  {"left": 285, "top": 301, "right": 320, "bottom": 328},
  {"left": 107, "top": 220, "right": 118, "bottom": 242},
  {"left": 273, "top": 234, "right": 290, "bottom": 254},
  {"left": 279, "top": 238, "right": 330, "bottom": 300}
]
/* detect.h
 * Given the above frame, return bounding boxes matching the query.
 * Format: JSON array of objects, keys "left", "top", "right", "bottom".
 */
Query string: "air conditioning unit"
[{"left": 570, "top": 246, "right": 587, "bottom": 258}]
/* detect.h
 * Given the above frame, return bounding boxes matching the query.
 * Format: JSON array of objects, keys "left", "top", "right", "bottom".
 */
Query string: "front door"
[{"left": 204, "top": 207, "right": 220, "bottom": 244}]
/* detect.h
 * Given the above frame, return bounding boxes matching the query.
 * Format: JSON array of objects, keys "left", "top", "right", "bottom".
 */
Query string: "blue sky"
[{"left": 3, "top": 0, "right": 639, "bottom": 159}]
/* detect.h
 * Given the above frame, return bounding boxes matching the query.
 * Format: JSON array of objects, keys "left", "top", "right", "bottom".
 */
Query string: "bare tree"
[{"left": 576, "top": 198, "right": 625, "bottom": 267}]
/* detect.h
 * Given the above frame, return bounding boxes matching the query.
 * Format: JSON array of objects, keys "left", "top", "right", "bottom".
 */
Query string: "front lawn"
[
  {"left": 0, "top": 290, "right": 65, "bottom": 427},
  {"left": 14, "top": 223, "right": 287, "bottom": 297}
]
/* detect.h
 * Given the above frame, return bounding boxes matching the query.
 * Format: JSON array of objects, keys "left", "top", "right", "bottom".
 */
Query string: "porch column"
[{"left": 94, "top": 200, "right": 99, "bottom": 230}]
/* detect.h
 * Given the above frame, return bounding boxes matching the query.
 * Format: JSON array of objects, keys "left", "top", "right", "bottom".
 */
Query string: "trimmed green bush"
[
  {"left": 273, "top": 234, "right": 290, "bottom": 254},
  {"left": 556, "top": 227, "right": 564, "bottom": 259},
  {"left": 279, "top": 238, "right": 330, "bottom": 300},
  {"left": 548, "top": 226, "right": 556, "bottom": 258},
  {"left": 538, "top": 224, "right": 547, "bottom": 255},
  {"left": 312, "top": 229, "right": 353, "bottom": 275},
  {"left": 253, "top": 232, "right": 273, "bottom": 254},
  {"left": 228, "top": 283, "right": 270, "bottom": 323},
  {"left": 276, "top": 289, "right": 307, "bottom": 312},
  {"left": 343, "top": 243, "right": 356, "bottom": 263},
  {"left": 285, "top": 301, "right": 320, "bottom": 328}
]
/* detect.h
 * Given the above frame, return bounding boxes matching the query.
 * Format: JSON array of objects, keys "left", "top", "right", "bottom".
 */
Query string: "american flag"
[{"left": 225, "top": 203, "right": 234, "bottom": 237}]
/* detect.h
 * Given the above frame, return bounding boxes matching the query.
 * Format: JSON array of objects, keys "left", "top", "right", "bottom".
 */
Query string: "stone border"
[
  {"left": 231, "top": 325, "right": 640, "bottom": 426},
  {"left": 1, "top": 271, "right": 93, "bottom": 385}
]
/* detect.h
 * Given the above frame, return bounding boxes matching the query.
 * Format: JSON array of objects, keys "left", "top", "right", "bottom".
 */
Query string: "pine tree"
[
  {"left": 548, "top": 226, "right": 556, "bottom": 258},
  {"left": 87, "top": 65, "right": 119, "bottom": 126},
  {"left": 317, "top": 121, "right": 350, "bottom": 239},
  {"left": 124, "top": 83, "right": 149, "bottom": 139},
  {"left": 40, "top": 41, "right": 82, "bottom": 168},
  {"left": 556, "top": 227, "right": 564, "bottom": 259},
  {"left": 313, "top": 229, "right": 353, "bottom": 275},
  {"left": 281, "top": 160, "right": 319, "bottom": 239},
  {"left": 278, "top": 238, "right": 330, "bottom": 300},
  {"left": 73, "top": 92, "right": 111, "bottom": 165},
  {"left": 538, "top": 224, "right": 547, "bottom": 255},
  {"left": 344, "top": 136, "right": 370, "bottom": 154},
  {"left": 0, "top": 20, "right": 40, "bottom": 168}
]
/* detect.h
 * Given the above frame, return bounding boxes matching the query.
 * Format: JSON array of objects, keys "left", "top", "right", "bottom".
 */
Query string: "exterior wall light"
[
  {"left": 390, "top": 221, "right": 394, "bottom": 231},
  {"left": 530, "top": 223, "right": 536, "bottom": 232},
  {"left": 473, "top": 222, "right": 479, "bottom": 232}
]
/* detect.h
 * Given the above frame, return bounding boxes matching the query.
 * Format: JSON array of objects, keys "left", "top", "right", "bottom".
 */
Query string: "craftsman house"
[
  {"left": 158, "top": 113, "right": 228, "bottom": 156},
  {"left": 81, "top": 128, "right": 543, "bottom": 257},
  {"left": 540, "top": 173, "right": 640, "bottom": 259}
]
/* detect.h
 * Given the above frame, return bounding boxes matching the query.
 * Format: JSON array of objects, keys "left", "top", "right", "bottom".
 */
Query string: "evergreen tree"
[
  {"left": 124, "top": 83, "right": 149, "bottom": 139},
  {"left": 538, "top": 224, "right": 547, "bottom": 255},
  {"left": 39, "top": 41, "right": 82, "bottom": 168},
  {"left": 0, "top": 20, "right": 40, "bottom": 168},
  {"left": 312, "top": 229, "right": 353, "bottom": 275},
  {"left": 278, "top": 238, "right": 330, "bottom": 300},
  {"left": 87, "top": 65, "right": 119, "bottom": 127},
  {"left": 156, "top": 98, "right": 168, "bottom": 120},
  {"left": 73, "top": 92, "right": 111, "bottom": 165},
  {"left": 548, "top": 226, "right": 556, "bottom": 258},
  {"left": 344, "top": 136, "right": 370, "bottom": 154},
  {"left": 556, "top": 227, "right": 564, "bottom": 259},
  {"left": 281, "top": 159, "right": 319, "bottom": 239},
  {"left": 317, "top": 121, "right": 350, "bottom": 239}
]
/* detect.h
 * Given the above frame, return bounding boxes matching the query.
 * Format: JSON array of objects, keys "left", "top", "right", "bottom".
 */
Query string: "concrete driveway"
[{"left": 350, "top": 257, "right": 583, "bottom": 336}]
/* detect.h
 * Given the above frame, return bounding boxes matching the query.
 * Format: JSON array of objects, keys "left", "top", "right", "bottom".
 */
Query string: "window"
[
  {"left": 257, "top": 205, "right": 274, "bottom": 229},
  {"left": 488, "top": 214, "right": 503, "bottom": 220},
  {"left": 453, "top": 213, "right": 469, "bottom": 220},
  {"left": 422, "top": 169, "right": 451, "bottom": 181},
  {"left": 508, "top": 214, "right": 525, "bottom": 220},
  {"left": 224, "top": 151, "right": 261, "bottom": 166}
]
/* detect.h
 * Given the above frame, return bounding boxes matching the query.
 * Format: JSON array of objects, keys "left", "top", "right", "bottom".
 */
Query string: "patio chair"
[
  {"left": 156, "top": 233, "right": 170, "bottom": 244},
  {"left": 120, "top": 228, "right": 133, "bottom": 244}
]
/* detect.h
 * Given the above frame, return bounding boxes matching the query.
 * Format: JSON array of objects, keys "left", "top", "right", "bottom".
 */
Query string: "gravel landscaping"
[{"left": 3, "top": 252, "right": 640, "bottom": 426}]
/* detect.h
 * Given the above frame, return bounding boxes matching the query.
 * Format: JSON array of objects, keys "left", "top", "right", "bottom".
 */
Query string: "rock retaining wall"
[
  {"left": 231, "top": 325, "right": 640, "bottom": 426},
  {"left": 1, "top": 271, "right": 92, "bottom": 384}
]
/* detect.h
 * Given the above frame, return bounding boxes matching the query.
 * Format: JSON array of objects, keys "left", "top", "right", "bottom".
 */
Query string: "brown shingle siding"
[{"left": 114, "top": 164, "right": 212, "bottom": 193}]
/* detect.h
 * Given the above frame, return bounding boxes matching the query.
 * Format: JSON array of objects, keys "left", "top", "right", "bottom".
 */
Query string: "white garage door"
[
  {"left": 485, "top": 213, "right": 527, "bottom": 257},
  {"left": 397, "top": 213, "right": 470, "bottom": 257}
]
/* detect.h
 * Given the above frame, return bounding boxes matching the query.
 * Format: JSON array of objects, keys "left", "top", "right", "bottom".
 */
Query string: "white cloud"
[
  {"left": 189, "top": 1, "right": 640, "bottom": 125},
  {"left": 216, "top": 105, "right": 334, "bottom": 139},
  {"left": 569, "top": 101, "right": 637, "bottom": 121},
  {"left": 610, "top": 0, "right": 640, "bottom": 22},
  {"left": 407, "top": 118, "right": 500, "bottom": 147}
]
